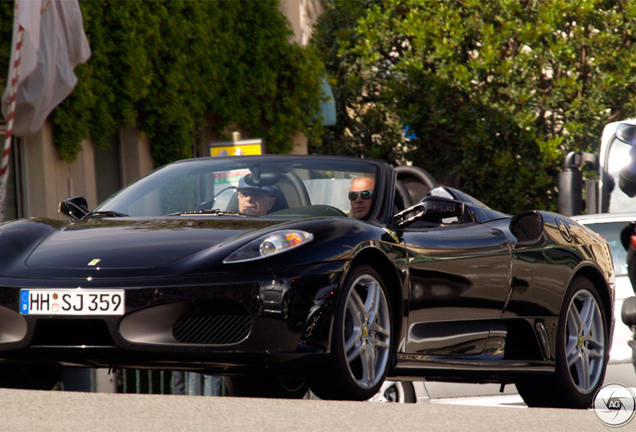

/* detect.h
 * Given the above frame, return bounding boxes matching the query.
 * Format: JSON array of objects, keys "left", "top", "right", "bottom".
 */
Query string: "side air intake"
[{"left": 510, "top": 211, "right": 543, "bottom": 242}]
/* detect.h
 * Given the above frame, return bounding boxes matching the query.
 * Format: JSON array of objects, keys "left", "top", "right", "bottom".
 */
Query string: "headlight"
[{"left": 223, "top": 230, "right": 314, "bottom": 263}]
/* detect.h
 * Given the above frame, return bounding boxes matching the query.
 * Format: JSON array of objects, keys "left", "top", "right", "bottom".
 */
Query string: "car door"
[{"left": 402, "top": 220, "right": 512, "bottom": 356}]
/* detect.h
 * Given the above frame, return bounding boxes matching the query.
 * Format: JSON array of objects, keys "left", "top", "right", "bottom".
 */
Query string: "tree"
[
  {"left": 0, "top": 1, "right": 325, "bottom": 166},
  {"left": 311, "top": 0, "right": 636, "bottom": 213}
]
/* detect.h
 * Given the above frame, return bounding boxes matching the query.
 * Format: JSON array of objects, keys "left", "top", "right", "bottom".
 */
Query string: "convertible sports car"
[{"left": 0, "top": 155, "right": 614, "bottom": 408}]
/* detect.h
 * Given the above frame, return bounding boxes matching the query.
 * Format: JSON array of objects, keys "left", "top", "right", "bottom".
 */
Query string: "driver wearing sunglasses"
[{"left": 349, "top": 175, "right": 375, "bottom": 219}]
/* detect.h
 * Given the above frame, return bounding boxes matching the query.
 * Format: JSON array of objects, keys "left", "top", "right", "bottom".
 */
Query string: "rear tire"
[
  {"left": 517, "top": 277, "right": 609, "bottom": 408},
  {"left": 310, "top": 264, "right": 392, "bottom": 401}
]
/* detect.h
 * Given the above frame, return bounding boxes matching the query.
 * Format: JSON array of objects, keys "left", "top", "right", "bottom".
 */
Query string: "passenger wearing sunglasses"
[{"left": 348, "top": 175, "right": 375, "bottom": 219}]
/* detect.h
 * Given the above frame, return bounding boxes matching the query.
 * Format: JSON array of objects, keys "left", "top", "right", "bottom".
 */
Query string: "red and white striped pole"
[{"left": 0, "top": 24, "right": 24, "bottom": 221}]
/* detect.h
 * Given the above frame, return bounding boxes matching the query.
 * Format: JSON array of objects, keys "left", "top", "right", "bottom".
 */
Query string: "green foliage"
[
  {"left": 311, "top": 0, "right": 636, "bottom": 213},
  {"left": 0, "top": 1, "right": 324, "bottom": 166},
  {"left": 0, "top": 2, "right": 13, "bottom": 76}
]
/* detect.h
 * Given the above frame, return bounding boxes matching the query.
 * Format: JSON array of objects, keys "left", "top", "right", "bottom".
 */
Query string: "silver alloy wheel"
[
  {"left": 342, "top": 273, "right": 391, "bottom": 390},
  {"left": 370, "top": 381, "right": 416, "bottom": 403},
  {"left": 564, "top": 289, "right": 606, "bottom": 393}
]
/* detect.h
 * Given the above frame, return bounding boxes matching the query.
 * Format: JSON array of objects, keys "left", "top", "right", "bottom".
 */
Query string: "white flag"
[{"left": 1, "top": 0, "right": 91, "bottom": 137}]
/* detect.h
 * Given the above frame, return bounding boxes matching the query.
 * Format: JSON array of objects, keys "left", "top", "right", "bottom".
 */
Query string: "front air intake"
[{"left": 172, "top": 300, "right": 251, "bottom": 345}]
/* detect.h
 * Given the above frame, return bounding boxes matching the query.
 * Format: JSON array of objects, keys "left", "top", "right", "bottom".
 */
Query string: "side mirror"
[
  {"left": 616, "top": 123, "right": 636, "bottom": 146},
  {"left": 616, "top": 123, "right": 636, "bottom": 197},
  {"left": 620, "top": 164, "right": 636, "bottom": 198},
  {"left": 59, "top": 196, "right": 89, "bottom": 221},
  {"left": 394, "top": 196, "right": 465, "bottom": 228}
]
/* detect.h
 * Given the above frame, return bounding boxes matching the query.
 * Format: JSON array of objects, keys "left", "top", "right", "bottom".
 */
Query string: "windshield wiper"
[
  {"left": 166, "top": 209, "right": 245, "bottom": 216},
  {"left": 85, "top": 210, "right": 129, "bottom": 218}
]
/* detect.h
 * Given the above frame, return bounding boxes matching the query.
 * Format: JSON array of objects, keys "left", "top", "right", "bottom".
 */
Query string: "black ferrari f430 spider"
[{"left": 0, "top": 155, "right": 614, "bottom": 408}]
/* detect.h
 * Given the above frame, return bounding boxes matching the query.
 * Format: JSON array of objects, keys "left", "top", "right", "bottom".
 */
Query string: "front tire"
[
  {"left": 517, "top": 277, "right": 609, "bottom": 408},
  {"left": 310, "top": 264, "right": 393, "bottom": 401}
]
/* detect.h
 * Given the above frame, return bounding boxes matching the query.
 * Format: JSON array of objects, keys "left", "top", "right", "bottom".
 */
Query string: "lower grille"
[
  {"left": 31, "top": 319, "right": 115, "bottom": 346},
  {"left": 172, "top": 300, "right": 251, "bottom": 345}
]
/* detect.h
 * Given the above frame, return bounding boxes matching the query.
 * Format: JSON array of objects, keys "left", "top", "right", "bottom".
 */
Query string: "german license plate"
[{"left": 19, "top": 289, "right": 125, "bottom": 315}]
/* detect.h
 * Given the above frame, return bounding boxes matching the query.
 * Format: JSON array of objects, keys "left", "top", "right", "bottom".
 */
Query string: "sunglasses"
[
  {"left": 238, "top": 190, "right": 272, "bottom": 199},
  {"left": 348, "top": 190, "right": 374, "bottom": 201}
]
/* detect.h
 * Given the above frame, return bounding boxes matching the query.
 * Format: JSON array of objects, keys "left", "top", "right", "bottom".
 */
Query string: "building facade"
[{"left": 1, "top": 0, "right": 323, "bottom": 222}]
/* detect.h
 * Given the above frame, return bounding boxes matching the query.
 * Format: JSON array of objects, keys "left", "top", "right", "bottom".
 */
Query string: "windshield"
[{"left": 94, "top": 156, "right": 380, "bottom": 219}]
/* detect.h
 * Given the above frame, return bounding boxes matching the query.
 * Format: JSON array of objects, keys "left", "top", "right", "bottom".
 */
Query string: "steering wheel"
[{"left": 195, "top": 186, "right": 237, "bottom": 211}]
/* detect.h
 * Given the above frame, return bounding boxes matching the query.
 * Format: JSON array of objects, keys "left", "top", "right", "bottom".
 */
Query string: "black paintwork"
[{"left": 0, "top": 155, "right": 615, "bottom": 384}]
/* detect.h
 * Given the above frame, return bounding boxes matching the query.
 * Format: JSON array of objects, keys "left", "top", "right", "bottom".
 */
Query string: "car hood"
[{"left": 24, "top": 217, "right": 282, "bottom": 270}]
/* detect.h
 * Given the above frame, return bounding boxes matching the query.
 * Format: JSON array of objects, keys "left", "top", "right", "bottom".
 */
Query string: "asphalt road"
[{"left": 0, "top": 388, "right": 618, "bottom": 432}]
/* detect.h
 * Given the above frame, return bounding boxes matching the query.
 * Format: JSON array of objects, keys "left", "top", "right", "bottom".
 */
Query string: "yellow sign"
[{"left": 210, "top": 143, "right": 263, "bottom": 157}]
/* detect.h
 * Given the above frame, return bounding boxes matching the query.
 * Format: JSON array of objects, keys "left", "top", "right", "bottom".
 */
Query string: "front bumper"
[{"left": 0, "top": 261, "right": 344, "bottom": 372}]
